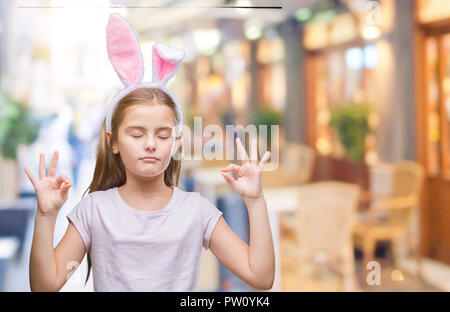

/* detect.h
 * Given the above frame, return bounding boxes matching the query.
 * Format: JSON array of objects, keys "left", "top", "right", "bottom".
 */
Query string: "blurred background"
[{"left": 0, "top": 0, "right": 449, "bottom": 292}]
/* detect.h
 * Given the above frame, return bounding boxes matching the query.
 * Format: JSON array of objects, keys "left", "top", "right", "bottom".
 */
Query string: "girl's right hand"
[{"left": 24, "top": 151, "right": 72, "bottom": 217}]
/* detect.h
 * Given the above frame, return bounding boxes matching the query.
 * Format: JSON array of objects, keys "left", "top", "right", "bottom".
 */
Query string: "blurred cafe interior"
[{"left": 0, "top": 0, "right": 450, "bottom": 292}]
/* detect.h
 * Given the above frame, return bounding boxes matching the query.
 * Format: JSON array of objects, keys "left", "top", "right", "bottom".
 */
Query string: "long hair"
[{"left": 82, "top": 88, "right": 183, "bottom": 284}]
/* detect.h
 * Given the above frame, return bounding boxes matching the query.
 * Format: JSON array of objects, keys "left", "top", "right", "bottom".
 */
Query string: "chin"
[
  {"left": 137, "top": 170, "right": 161, "bottom": 177},
  {"left": 140, "top": 168, "right": 166, "bottom": 177}
]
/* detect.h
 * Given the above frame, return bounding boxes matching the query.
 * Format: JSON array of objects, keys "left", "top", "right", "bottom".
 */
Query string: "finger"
[
  {"left": 236, "top": 138, "right": 249, "bottom": 164},
  {"left": 221, "top": 163, "right": 241, "bottom": 173},
  {"left": 250, "top": 138, "right": 258, "bottom": 164},
  {"left": 56, "top": 174, "right": 71, "bottom": 189},
  {"left": 258, "top": 151, "right": 271, "bottom": 170},
  {"left": 24, "top": 167, "right": 37, "bottom": 187},
  {"left": 221, "top": 164, "right": 246, "bottom": 177},
  {"left": 39, "top": 153, "right": 46, "bottom": 179},
  {"left": 61, "top": 181, "right": 72, "bottom": 192},
  {"left": 60, "top": 180, "right": 72, "bottom": 198},
  {"left": 221, "top": 171, "right": 237, "bottom": 188},
  {"left": 47, "top": 151, "right": 59, "bottom": 177}
]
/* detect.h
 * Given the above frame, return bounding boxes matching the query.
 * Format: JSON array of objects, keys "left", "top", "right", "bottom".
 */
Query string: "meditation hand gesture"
[
  {"left": 24, "top": 151, "right": 72, "bottom": 217},
  {"left": 221, "top": 138, "right": 271, "bottom": 200}
]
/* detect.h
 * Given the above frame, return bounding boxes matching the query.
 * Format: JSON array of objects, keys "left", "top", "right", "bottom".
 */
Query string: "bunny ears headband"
[{"left": 105, "top": 13, "right": 185, "bottom": 134}]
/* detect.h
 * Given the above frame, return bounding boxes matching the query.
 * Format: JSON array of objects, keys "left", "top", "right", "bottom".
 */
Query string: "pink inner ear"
[
  {"left": 153, "top": 48, "right": 177, "bottom": 82},
  {"left": 107, "top": 14, "right": 143, "bottom": 86}
]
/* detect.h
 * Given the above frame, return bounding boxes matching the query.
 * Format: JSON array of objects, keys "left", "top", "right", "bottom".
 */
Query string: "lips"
[{"left": 140, "top": 156, "right": 159, "bottom": 161}]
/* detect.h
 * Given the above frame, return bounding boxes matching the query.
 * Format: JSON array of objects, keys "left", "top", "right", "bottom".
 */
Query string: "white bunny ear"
[
  {"left": 106, "top": 13, "right": 144, "bottom": 87},
  {"left": 152, "top": 42, "right": 185, "bottom": 86}
]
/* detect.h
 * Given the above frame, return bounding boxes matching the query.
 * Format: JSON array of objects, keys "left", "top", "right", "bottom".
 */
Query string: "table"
[{"left": 191, "top": 166, "right": 299, "bottom": 291}]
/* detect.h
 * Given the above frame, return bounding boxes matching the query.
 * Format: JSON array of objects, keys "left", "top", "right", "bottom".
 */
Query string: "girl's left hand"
[{"left": 220, "top": 137, "right": 271, "bottom": 200}]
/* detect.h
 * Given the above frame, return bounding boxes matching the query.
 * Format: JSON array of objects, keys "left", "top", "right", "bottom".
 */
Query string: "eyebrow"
[{"left": 124, "top": 126, "right": 173, "bottom": 132}]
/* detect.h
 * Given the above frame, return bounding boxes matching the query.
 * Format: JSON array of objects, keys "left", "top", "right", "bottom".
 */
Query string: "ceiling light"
[{"left": 362, "top": 25, "right": 381, "bottom": 40}]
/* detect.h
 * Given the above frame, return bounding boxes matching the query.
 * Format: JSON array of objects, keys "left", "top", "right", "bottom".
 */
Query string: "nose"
[{"left": 144, "top": 137, "right": 157, "bottom": 151}]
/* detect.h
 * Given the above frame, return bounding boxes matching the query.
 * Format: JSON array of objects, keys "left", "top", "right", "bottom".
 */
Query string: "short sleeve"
[
  {"left": 66, "top": 194, "right": 93, "bottom": 253},
  {"left": 199, "top": 195, "right": 223, "bottom": 250}
]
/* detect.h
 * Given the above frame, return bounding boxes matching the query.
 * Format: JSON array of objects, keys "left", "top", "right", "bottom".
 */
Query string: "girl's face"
[{"left": 108, "top": 103, "right": 181, "bottom": 178}]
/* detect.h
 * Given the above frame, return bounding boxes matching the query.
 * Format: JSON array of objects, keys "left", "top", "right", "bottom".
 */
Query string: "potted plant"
[
  {"left": 0, "top": 93, "right": 41, "bottom": 159},
  {"left": 329, "top": 100, "right": 374, "bottom": 163},
  {"left": 249, "top": 106, "right": 282, "bottom": 150},
  {"left": 0, "top": 92, "right": 41, "bottom": 199}
]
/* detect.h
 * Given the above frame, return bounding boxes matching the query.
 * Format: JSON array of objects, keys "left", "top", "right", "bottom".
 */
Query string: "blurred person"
[
  {"left": 69, "top": 101, "right": 105, "bottom": 192},
  {"left": 22, "top": 14, "right": 274, "bottom": 292},
  {"left": 70, "top": 102, "right": 107, "bottom": 212},
  {"left": 67, "top": 121, "right": 82, "bottom": 188}
]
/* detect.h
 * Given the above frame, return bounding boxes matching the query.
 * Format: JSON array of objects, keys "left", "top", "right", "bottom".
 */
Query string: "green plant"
[
  {"left": 329, "top": 101, "right": 374, "bottom": 162},
  {"left": 0, "top": 92, "right": 41, "bottom": 160},
  {"left": 250, "top": 106, "right": 281, "bottom": 148}
]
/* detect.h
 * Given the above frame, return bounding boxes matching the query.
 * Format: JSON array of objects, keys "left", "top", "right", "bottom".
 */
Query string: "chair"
[
  {"left": 277, "top": 143, "right": 316, "bottom": 236},
  {"left": 281, "top": 142, "right": 316, "bottom": 185},
  {"left": 281, "top": 182, "right": 361, "bottom": 291},
  {"left": 352, "top": 161, "right": 425, "bottom": 273},
  {"left": 261, "top": 142, "right": 316, "bottom": 188}
]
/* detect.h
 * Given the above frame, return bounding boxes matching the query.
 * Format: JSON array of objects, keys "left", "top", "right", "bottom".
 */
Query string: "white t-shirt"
[{"left": 66, "top": 186, "right": 223, "bottom": 292}]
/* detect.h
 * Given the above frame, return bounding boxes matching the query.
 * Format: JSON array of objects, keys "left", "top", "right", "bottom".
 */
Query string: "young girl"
[{"left": 24, "top": 14, "right": 275, "bottom": 292}]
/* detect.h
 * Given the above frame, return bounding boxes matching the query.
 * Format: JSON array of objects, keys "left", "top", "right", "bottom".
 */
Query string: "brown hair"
[{"left": 82, "top": 88, "right": 183, "bottom": 284}]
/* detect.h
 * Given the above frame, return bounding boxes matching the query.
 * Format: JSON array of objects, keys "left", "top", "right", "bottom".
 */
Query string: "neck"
[{"left": 119, "top": 171, "right": 172, "bottom": 197}]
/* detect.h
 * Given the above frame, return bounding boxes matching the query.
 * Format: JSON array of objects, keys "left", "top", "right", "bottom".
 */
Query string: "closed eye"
[{"left": 131, "top": 135, "right": 142, "bottom": 138}]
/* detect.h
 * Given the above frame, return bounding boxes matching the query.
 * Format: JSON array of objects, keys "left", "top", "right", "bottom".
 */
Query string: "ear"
[
  {"left": 152, "top": 42, "right": 185, "bottom": 86},
  {"left": 106, "top": 13, "right": 144, "bottom": 87},
  {"left": 106, "top": 130, "right": 119, "bottom": 154}
]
